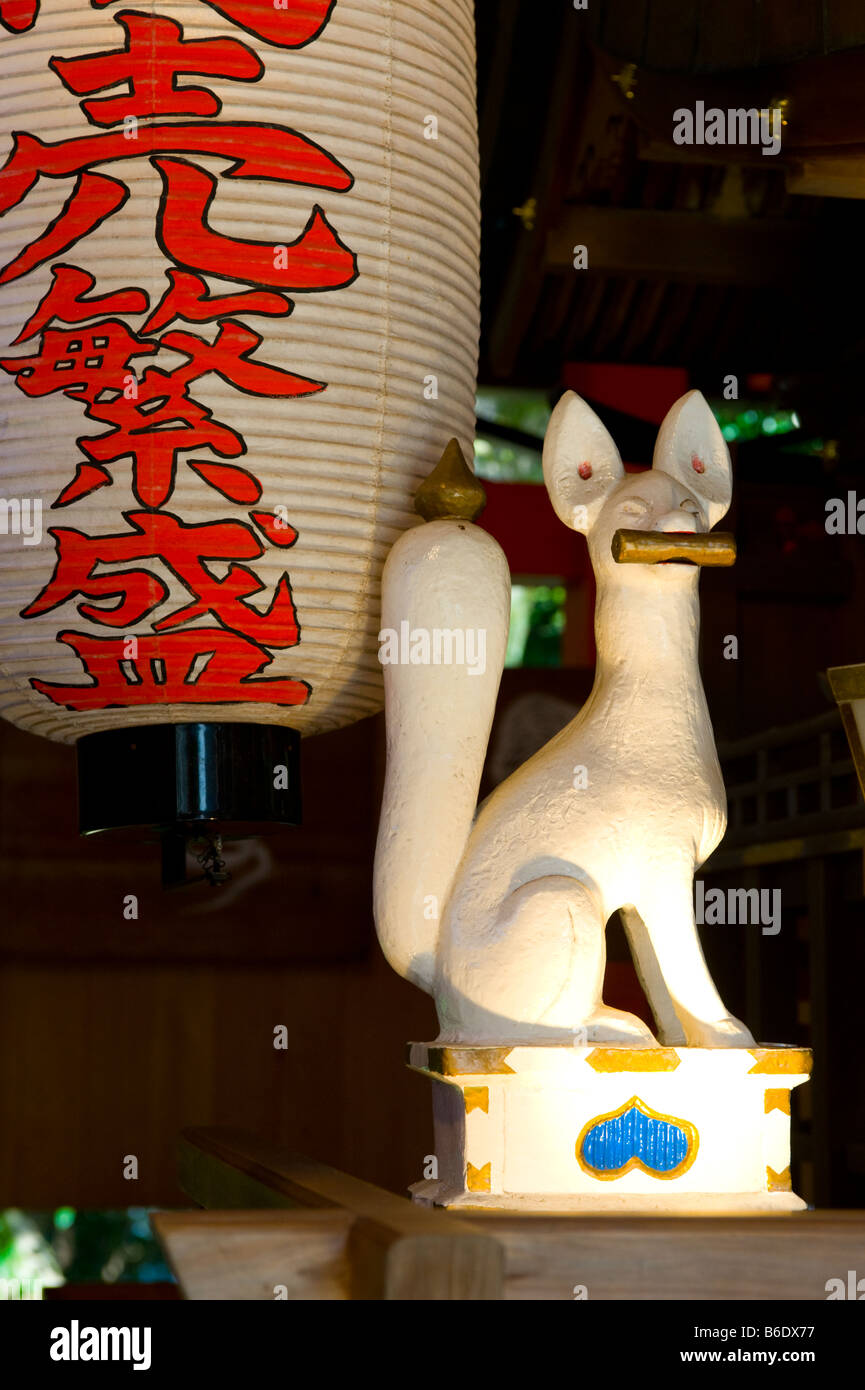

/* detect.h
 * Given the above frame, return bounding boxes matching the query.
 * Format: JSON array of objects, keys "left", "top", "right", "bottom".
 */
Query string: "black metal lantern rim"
[{"left": 76, "top": 720, "right": 302, "bottom": 839}]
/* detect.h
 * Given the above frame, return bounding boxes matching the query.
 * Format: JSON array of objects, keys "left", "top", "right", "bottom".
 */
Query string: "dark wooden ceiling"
[{"left": 475, "top": 1, "right": 865, "bottom": 469}]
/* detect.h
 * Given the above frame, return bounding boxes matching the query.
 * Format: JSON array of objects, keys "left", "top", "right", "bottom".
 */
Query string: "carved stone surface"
[{"left": 376, "top": 391, "right": 753, "bottom": 1049}]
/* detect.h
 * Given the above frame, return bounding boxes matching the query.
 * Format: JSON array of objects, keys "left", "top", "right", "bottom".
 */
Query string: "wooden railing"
[
  {"left": 154, "top": 1127, "right": 503, "bottom": 1300},
  {"left": 151, "top": 1127, "right": 865, "bottom": 1300},
  {"left": 711, "top": 709, "right": 865, "bottom": 869}
]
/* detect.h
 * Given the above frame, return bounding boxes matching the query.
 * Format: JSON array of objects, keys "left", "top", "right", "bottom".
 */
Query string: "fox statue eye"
[{"left": 620, "top": 497, "right": 649, "bottom": 517}]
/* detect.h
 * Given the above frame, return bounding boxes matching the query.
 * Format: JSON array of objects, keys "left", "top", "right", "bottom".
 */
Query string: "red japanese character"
[
  {"left": 92, "top": 0, "right": 336, "bottom": 50},
  {"left": 53, "top": 464, "right": 115, "bottom": 508},
  {"left": 13, "top": 264, "right": 149, "bottom": 345},
  {"left": 0, "top": 123, "right": 352, "bottom": 286},
  {"left": 2, "top": 318, "right": 323, "bottom": 507},
  {"left": 0, "top": 124, "right": 352, "bottom": 219},
  {"left": 0, "top": 172, "right": 128, "bottom": 287},
  {"left": 187, "top": 460, "right": 262, "bottom": 504},
  {"left": 1, "top": 318, "right": 154, "bottom": 401},
  {"left": 50, "top": 11, "right": 264, "bottom": 126},
  {"left": 2, "top": 1, "right": 335, "bottom": 50},
  {"left": 143, "top": 269, "right": 291, "bottom": 335},
  {"left": 0, "top": 0, "right": 38, "bottom": 34},
  {"left": 32, "top": 628, "right": 309, "bottom": 709},
  {"left": 154, "top": 158, "right": 357, "bottom": 291},
  {"left": 79, "top": 369, "right": 246, "bottom": 509},
  {"left": 24, "top": 509, "right": 300, "bottom": 649},
  {"left": 158, "top": 318, "right": 324, "bottom": 397},
  {"left": 82, "top": 320, "right": 323, "bottom": 506}
]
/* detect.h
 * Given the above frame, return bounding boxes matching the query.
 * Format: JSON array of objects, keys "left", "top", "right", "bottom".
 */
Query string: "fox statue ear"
[
  {"left": 652, "top": 390, "right": 732, "bottom": 529},
  {"left": 542, "top": 391, "right": 625, "bottom": 534}
]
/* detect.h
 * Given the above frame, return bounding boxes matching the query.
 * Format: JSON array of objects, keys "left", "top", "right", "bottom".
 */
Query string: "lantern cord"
[{"left": 192, "top": 833, "right": 231, "bottom": 888}]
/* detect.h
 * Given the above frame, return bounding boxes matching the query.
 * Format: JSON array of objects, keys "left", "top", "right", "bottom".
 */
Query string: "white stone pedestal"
[{"left": 408, "top": 1042, "right": 811, "bottom": 1214}]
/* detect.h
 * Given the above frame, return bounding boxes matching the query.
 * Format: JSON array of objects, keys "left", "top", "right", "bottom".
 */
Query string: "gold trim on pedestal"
[
  {"left": 418, "top": 1046, "right": 516, "bottom": 1076},
  {"left": 587, "top": 1047, "right": 680, "bottom": 1072},
  {"left": 748, "top": 1049, "right": 812, "bottom": 1075},
  {"left": 407, "top": 1041, "right": 809, "bottom": 1210}
]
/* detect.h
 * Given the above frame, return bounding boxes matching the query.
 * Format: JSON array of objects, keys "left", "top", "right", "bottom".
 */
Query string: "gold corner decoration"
[
  {"left": 424, "top": 1046, "right": 515, "bottom": 1077},
  {"left": 748, "top": 1049, "right": 812, "bottom": 1076},
  {"left": 414, "top": 439, "right": 487, "bottom": 523},
  {"left": 466, "top": 1161, "right": 491, "bottom": 1194},
  {"left": 767, "top": 1164, "right": 792, "bottom": 1192},
  {"left": 764, "top": 1089, "right": 791, "bottom": 1116},
  {"left": 464, "top": 1086, "right": 489, "bottom": 1115}
]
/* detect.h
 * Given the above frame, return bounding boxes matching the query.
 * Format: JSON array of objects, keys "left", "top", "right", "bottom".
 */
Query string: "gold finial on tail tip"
[{"left": 414, "top": 438, "right": 487, "bottom": 522}]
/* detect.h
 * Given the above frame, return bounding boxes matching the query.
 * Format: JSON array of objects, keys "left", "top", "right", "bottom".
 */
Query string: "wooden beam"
[
  {"left": 759, "top": 0, "right": 824, "bottom": 65},
  {"left": 600, "top": 0, "right": 650, "bottom": 63},
  {"left": 178, "top": 1127, "right": 504, "bottom": 1300},
  {"left": 546, "top": 206, "right": 823, "bottom": 286},
  {"left": 638, "top": 133, "right": 786, "bottom": 168},
  {"left": 825, "top": 0, "right": 865, "bottom": 52},
  {"left": 807, "top": 859, "right": 831, "bottom": 1207},
  {"left": 643, "top": 0, "right": 698, "bottom": 71},
  {"left": 787, "top": 154, "right": 865, "bottom": 199},
  {"left": 477, "top": 0, "right": 520, "bottom": 194},
  {"left": 152, "top": 1210, "right": 352, "bottom": 1301},
  {"left": 596, "top": 42, "right": 865, "bottom": 153},
  {"left": 695, "top": 0, "right": 761, "bottom": 72},
  {"left": 486, "top": 13, "right": 588, "bottom": 377},
  {"left": 455, "top": 1210, "right": 865, "bottom": 1300},
  {"left": 705, "top": 825, "right": 865, "bottom": 872}
]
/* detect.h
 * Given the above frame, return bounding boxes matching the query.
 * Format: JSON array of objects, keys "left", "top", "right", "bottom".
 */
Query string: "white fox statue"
[{"left": 374, "top": 389, "right": 754, "bottom": 1052}]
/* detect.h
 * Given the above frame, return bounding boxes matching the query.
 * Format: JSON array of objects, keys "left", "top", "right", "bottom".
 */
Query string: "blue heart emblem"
[{"left": 577, "top": 1096, "right": 698, "bottom": 1180}]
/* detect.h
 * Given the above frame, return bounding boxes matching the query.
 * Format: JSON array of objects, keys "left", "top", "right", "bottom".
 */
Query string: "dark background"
[{"left": 1, "top": 0, "right": 864, "bottom": 1215}]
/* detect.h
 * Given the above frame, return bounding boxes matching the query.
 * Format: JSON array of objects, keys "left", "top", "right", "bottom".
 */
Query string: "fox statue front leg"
[{"left": 629, "top": 865, "right": 753, "bottom": 1048}]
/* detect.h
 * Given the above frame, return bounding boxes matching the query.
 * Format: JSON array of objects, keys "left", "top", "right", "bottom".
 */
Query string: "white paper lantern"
[{"left": 0, "top": 0, "right": 480, "bottom": 751}]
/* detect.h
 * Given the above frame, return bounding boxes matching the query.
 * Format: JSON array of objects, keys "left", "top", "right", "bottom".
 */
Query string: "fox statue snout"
[{"left": 374, "top": 389, "right": 754, "bottom": 1051}]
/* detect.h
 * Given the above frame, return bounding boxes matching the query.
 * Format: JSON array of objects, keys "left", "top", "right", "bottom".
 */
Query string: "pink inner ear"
[
  {"left": 691, "top": 455, "right": 705, "bottom": 474},
  {"left": 578, "top": 461, "right": 592, "bottom": 480}
]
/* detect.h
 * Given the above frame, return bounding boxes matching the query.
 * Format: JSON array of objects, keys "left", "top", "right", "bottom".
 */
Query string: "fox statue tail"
[{"left": 373, "top": 442, "right": 511, "bottom": 994}]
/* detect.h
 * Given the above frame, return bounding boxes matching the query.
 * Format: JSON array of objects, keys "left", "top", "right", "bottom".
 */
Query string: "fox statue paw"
[
  {"left": 581, "top": 1005, "right": 659, "bottom": 1046},
  {"left": 684, "top": 1014, "right": 756, "bottom": 1048}
]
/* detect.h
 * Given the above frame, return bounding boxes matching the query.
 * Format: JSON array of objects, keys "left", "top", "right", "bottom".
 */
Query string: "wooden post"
[{"left": 173, "top": 1127, "right": 504, "bottom": 1301}]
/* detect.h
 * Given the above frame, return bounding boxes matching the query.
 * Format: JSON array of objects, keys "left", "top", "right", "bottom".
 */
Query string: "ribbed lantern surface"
[{"left": 0, "top": 0, "right": 480, "bottom": 741}]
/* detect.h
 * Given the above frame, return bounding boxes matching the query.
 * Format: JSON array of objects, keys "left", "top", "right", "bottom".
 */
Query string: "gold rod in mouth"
[{"left": 611, "top": 530, "right": 737, "bottom": 566}]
